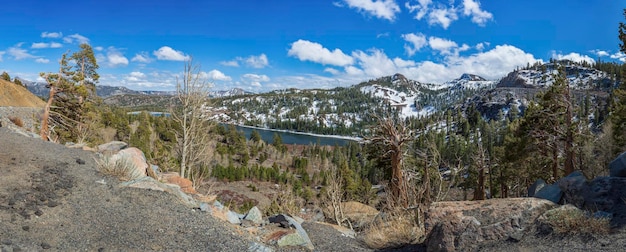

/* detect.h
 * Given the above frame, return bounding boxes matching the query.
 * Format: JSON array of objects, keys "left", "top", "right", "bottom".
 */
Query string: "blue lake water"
[{"left": 227, "top": 125, "right": 357, "bottom": 146}]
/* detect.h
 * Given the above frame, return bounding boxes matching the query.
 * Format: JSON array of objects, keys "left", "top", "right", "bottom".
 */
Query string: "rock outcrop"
[{"left": 424, "top": 198, "right": 556, "bottom": 252}]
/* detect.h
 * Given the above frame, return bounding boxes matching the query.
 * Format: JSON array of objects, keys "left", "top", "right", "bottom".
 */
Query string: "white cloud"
[
  {"left": 126, "top": 71, "right": 146, "bottom": 82},
  {"left": 324, "top": 67, "right": 341, "bottom": 75},
  {"left": 7, "top": 44, "right": 37, "bottom": 60},
  {"left": 219, "top": 54, "right": 269, "bottom": 68},
  {"left": 153, "top": 46, "right": 190, "bottom": 61},
  {"left": 106, "top": 47, "right": 129, "bottom": 67},
  {"left": 31, "top": 42, "right": 63, "bottom": 49},
  {"left": 402, "top": 33, "right": 427, "bottom": 56},
  {"left": 35, "top": 58, "right": 50, "bottom": 64},
  {"left": 288, "top": 39, "right": 354, "bottom": 66},
  {"left": 41, "top": 32, "right": 62, "bottom": 38},
  {"left": 242, "top": 73, "right": 270, "bottom": 82},
  {"left": 590, "top": 49, "right": 609, "bottom": 57},
  {"left": 462, "top": 0, "right": 493, "bottom": 26},
  {"left": 243, "top": 54, "right": 269, "bottom": 68},
  {"left": 63, "top": 33, "right": 90, "bottom": 44},
  {"left": 610, "top": 52, "right": 626, "bottom": 62},
  {"left": 428, "top": 6, "right": 458, "bottom": 29},
  {"left": 405, "top": 0, "right": 432, "bottom": 20},
  {"left": 131, "top": 52, "right": 152, "bottom": 63},
  {"left": 552, "top": 51, "right": 595, "bottom": 64},
  {"left": 220, "top": 60, "right": 239, "bottom": 67},
  {"left": 428, "top": 36, "right": 458, "bottom": 55},
  {"left": 31, "top": 43, "right": 48, "bottom": 49},
  {"left": 376, "top": 32, "right": 390, "bottom": 38},
  {"left": 406, "top": 0, "right": 493, "bottom": 29},
  {"left": 205, "top": 69, "right": 232, "bottom": 81},
  {"left": 342, "top": 0, "right": 401, "bottom": 21},
  {"left": 308, "top": 44, "right": 541, "bottom": 86},
  {"left": 0, "top": 51, "right": 4, "bottom": 61},
  {"left": 476, "top": 42, "right": 485, "bottom": 51},
  {"left": 94, "top": 46, "right": 104, "bottom": 51}
]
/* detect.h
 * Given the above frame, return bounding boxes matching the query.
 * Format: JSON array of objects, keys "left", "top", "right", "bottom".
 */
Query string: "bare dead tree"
[
  {"left": 367, "top": 115, "right": 413, "bottom": 208},
  {"left": 172, "top": 59, "right": 213, "bottom": 179}
]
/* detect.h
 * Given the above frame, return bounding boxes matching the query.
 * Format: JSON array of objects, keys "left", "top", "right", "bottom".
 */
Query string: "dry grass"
[
  {"left": 95, "top": 155, "right": 141, "bottom": 181},
  {"left": 543, "top": 207, "right": 611, "bottom": 234},
  {"left": 361, "top": 209, "right": 424, "bottom": 249},
  {"left": 264, "top": 184, "right": 303, "bottom": 217},
  {"left": 8, "top": 116, "right": 24, "bottom": 127}
]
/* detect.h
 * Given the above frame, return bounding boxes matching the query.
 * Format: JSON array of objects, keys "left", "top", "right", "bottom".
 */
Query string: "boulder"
[
  {"left": 119, "top": 176, "right": 199, "bottom": 208},
  {"left": 609, "top": 151, "right": 626, "bottom": 177},
  {"left": 244, "top": 206, "right": 264, "bottom": 225},
  {"left": 97, "top": 141, "right": 128, "bottom": 153},
  {"left": 268, "top": 214, "right": 314, "bottom": 250},
  {"left": 425, "top": 198, "right": 556, "bottom": 252},
  {"left": 226, "top": 210, "right": 242, "bottom": 225},
  {"left": 162, "top": 172, "right": 196, "bottom": 194},
  {"left": 557, "top": 171, "right": 587, "bottom": 208},
  {"left": 527, "top": 179, "right": 546, "bottom": 197},
  {"left": 533, "top": 184, "right": 563, "bottom": 204},
  {"left": 109, "top": 147, "right": 148, "bottom": 179}
]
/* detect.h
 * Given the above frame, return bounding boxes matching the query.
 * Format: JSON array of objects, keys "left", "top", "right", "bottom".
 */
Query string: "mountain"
[
  {"left": 497, "top": 61, "right": 614, "bottom": 90},
  {"left": 209, "top": 88, "right": 255, "bottom": 98}
]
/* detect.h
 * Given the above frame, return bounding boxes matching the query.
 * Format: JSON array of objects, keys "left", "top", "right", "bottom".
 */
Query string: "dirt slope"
[
  {"left": 0, "top": 128, "right": 255, "bottom": 251},
  {"left": 0, "top": 79, "right": 45, "bottom": 107}
]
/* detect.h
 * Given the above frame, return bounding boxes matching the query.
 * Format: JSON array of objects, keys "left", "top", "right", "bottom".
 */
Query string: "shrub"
[
  {"left": 542, "top": 206, "right": 611, "bottom": 234},
  {"left": 360, "top": 209, "right": 424, "bottom": 249},
  {"left": 8, "top": 116, "right": 24, "bottom": 128},
  {"left": 95, "top": 155, "right": 141, "bottom": 181}
]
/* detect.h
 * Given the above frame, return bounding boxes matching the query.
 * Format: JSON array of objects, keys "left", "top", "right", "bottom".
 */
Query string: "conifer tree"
[{"left": 612, "top": 9, "right": 626, "bottom": 153}]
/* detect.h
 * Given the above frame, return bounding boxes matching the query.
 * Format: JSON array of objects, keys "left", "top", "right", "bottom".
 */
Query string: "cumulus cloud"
[
  {"left": 204, "top": 69, "right": 232, "bottom": 81},
  {"left": 242, "top": 73, "right": 270, "bottom": 82},
  {"left": 288, "top": 39, "right": 354, "bottom": 66},
  {"left": 243, "top": 54, "right": 269, "bottom": 68},
  {"left": 153, "top": 46, "right": 190, "bottom": 61},
  {"left": 0, "top": 51, "right": 4, "bottom": 61},
  {"left": 402, "top": 33, "right": 427, "bottom": 56},
  {"left": 462, "top": 0, "right": 493, "bottom": 26},
  {"left": 341, "top": 0, "right": 401, "bottom": 21},
  {"left": 35, "top": 58, "right": 50, "bottom": 64},
  {"left": 41, "top": 32, "right": 62, "bottom": 38},
  {"left": 131, "top": 52, "right": 152, "bottom": 63},
  {"left": 31, "top": 42, "right": 63, "bottom": 49},
  {"left": 308, "top": 43, "right": 541, "bottom": 85},
  {"left": 94, "top": 46, "right": 104, "bottom": 51},
  {"left": 63, "top": 33, "right": 90, "bottom": 44},
  {"left": 106, "top": 47, "right": 129, "bottom": 67},
  {"left": 406, "top": 0, "right": 493, "bottom": 29},
  {"left": 7, "top": 44, "right": 37, "bottom": 60},
  {"left": 590, "top": 49, "right": 609, "bottom": 57},
  {"left": 428, "top": 6, "right": 458, "bottom": 29},
  {"left": 324, "top": 67, "right": 341, "bottom": 75},
  {"left": 428, "top": 36, "right": 459, "bottom": 55},
  {"left": 405, "top": 0, "right": 432, "bottom": 20},
  {"left": 219, "top": 54, "right": 268, "bottom": 68},
  {"left": 610, "top": 52, "right": 626, "bottom": 62},
  {"left": 551, "top": 51, "right": 595, "bottom": 64},
  {"left": 125, "top": 71, "right": 146, "bottom": 82}
]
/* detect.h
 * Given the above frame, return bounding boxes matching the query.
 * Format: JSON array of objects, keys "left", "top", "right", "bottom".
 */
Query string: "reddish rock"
[{"left": 162, "top": 172, "right": 196, "bottom": 194}]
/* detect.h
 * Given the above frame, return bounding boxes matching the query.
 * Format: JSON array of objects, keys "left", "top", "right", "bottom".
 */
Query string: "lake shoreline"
[{"left": 224, "top": 123, "right": 364, "bottom": 143}]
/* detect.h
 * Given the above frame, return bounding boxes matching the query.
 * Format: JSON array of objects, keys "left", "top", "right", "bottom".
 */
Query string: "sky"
[{"left": 0, "top": 0, "right": 624, "bottom": 92}]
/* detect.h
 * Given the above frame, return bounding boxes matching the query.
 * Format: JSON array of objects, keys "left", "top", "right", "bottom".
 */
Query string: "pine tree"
[
  {"left": 612, "top": 9, "right": 626, "bottom": 153},
  {"left": 0, "top": 72, "right": 10, "bottom": 81}
]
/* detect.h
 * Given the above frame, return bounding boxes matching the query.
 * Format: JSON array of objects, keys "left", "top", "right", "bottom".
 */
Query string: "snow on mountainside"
[
  {"left": 497, "top": 62, "right": 615, "bottom": 90},
  {"left": 443, "top": 73, "right": 497, "bottom": 90},
  {"left": 209, "top": 88, "right": 254, "bottom": 98}
]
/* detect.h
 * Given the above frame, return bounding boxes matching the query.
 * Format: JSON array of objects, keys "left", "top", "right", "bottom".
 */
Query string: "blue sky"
[{"left": 0, "top": 0, "right": 624, "bottom": 92}]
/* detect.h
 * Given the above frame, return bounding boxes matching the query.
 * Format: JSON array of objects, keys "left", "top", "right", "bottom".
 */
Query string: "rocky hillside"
[{"left": 497, "top": 61, "right": 615, "bottom": 90}]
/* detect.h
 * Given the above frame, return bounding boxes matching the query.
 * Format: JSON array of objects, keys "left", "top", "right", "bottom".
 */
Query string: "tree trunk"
[
  {"left": 564, "top": 86, "right": 575, "bottom": 175},
  {"left": 40, "top": 86, "right": 57, "bottom": 141},
  {"left": 391, "top": 150, "right": 406, "bottom": 208}
]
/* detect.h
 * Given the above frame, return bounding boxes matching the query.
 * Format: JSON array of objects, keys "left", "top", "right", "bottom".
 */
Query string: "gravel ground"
[{"left": 0, "top": 127, "right": 255, "bottom": 251}]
